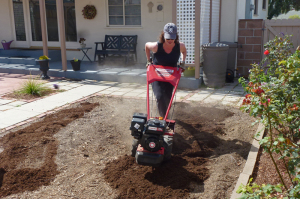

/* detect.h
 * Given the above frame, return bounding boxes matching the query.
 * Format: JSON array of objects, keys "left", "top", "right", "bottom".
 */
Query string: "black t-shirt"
[{"left": 153, "top": 42, "right": 180, "bottom": 67}]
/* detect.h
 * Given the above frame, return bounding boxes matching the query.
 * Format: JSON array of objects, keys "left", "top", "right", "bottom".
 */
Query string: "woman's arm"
[
  {"left": 145, "top": 42, "right": 158, "bottom": 61},
  {"left": 180, "top": 42, "right": 187, "bottom": 62}
]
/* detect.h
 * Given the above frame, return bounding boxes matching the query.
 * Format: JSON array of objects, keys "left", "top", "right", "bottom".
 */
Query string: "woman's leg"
[{"left": 152, "top": 81, "right": 174, "bottom": 117}]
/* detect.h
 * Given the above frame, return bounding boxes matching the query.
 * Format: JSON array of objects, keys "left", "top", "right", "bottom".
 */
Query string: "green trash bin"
[{"left": 202, "top": 43, "right": 229, "bottom": 88}]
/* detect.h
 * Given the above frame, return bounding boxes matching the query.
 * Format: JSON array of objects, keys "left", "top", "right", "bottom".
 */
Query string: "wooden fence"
[{"left": 264, "top": 19, "right": 300, "bottom": 52}]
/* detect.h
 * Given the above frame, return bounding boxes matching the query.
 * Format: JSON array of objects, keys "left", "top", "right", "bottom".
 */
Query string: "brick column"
[{"left": 237, "top": 19, "right": 264, "bottom": 78}]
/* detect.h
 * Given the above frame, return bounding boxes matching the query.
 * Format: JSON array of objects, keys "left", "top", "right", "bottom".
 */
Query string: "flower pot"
[
  {"left": 183, "top": 68, "right": 195, "bottom": 77},
  {"left": 37, "top": 59, "right": 50, "bottom": 79},
  {"left": 70, "top": 60, "right": 81, "bottom": 71},
  {"left": 1, "top": 40, "right": 13, "bottom": 50},
  {"left": 80, "top": 43, "right": 86, "bottom": 48}
]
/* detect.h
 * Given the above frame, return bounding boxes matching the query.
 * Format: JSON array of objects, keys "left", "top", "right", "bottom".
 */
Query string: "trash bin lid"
[
  {"left": 219, "top": 41, "right": 238, "bottom": 48},
  {"left": 202, "top": 43, "right": 229, "bottom": 49}
]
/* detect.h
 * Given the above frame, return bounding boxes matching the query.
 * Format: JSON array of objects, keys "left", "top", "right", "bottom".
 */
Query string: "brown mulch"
[
  {"left": 252, "top": 130, "right": 295, "bottom": 191},
  {"left": 0, "top": 97, "right": 258, "bottom": 199},
  {"left": 103, "top": 155, "right": 209, "bottom": 199},
  {"left": 3, "top": 89, "right": 59, "bottom": 101},
  {"left": 0, "top": 102, "right": 98, "bottom": 197}
]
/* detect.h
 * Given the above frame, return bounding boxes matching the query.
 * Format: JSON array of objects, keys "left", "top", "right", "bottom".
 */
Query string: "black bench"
[{"left": 94, "top": 35, "right": 138, "bottom": 64}]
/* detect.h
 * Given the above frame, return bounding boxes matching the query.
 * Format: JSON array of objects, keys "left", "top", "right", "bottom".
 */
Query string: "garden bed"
[{"left": 0, "top": 96, "right": 258, "bottom": 198}]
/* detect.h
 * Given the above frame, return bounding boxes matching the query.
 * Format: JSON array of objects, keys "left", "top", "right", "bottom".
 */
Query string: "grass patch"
[
  {"left": 16, "top": 78, "right": 53, "bottom": 96},
  {"left": 4, "top": 77, "right": 63, "bottom": 100}
]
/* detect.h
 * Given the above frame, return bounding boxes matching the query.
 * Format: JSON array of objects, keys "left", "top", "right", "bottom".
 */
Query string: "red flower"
[{"left": 264, "top": 50, "right": 270, "bottom": 55}]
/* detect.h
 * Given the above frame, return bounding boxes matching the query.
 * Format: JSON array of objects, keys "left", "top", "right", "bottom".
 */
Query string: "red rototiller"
[{"left": 130, "top": 64, "right": 183, "bottom": 166}]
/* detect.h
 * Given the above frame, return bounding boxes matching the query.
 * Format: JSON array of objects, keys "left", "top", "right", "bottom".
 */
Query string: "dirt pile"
[
  {"left": 0, "top": 97, "right": 257, "bottom": 199},
  {"left": 102, "top": 103, "right": 235, "bottom": 199},
  {"left": 0, "top": 102, "right": 98, "bottom": 197}
]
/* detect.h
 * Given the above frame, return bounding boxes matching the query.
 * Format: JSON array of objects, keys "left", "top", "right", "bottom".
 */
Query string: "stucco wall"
[
  {"left": 1, "top": 0, "right": 172, "bottom": 63},
  {"left": 68, "top": 0, "right": 173, "bottom": 63},
  {"left": 220, "top": 0, "right": 268, "bottom": 42},
  {"left": 0, "top": 1, "right": 14, "bottom": 46},
  {"left": 220, "top": 0, "right": 237, "bottom": 42}
]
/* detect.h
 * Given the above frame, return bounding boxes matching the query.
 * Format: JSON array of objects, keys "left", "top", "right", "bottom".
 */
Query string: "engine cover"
[
  {"left": 141, "top": 134, "right": 163, "bottom": 152},
  {"left": 145, "top": 118, "right": 166, "bottom": 135}
]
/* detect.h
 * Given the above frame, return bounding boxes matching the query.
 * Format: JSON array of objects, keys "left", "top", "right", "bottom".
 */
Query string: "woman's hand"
[{"left": 180, "top": 61, "right": 186, "bottom": 70}]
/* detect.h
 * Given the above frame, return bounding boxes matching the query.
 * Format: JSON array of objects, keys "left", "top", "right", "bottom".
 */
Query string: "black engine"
[{"left": 130, "top": 113, "right": 166, "bottom": 152}]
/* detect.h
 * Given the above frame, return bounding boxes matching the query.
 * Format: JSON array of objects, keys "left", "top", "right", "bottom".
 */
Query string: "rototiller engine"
[{"left": 130, "top": 64, "right": 183, "bottom": 166}]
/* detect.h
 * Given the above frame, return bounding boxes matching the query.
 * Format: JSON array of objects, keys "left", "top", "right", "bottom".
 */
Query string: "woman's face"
[{"left": 165, "top": 39, "right": 175, "bottom": 45}]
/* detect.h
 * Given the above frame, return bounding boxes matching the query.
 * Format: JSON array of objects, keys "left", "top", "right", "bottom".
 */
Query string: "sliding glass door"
[{"left": 11, "top": 0, "right": 77, "bottom": 47}]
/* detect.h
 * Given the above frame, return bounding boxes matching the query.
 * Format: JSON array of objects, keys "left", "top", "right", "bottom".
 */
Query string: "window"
[
  {"left": 108, "top": 0, "right": 141, "bottom": 26},
  {"left": 28, "top": 0, "right": 77, "bottom": 42},
  {"left": 12, "top": 0, "right": 26, "bottom": 41},
  {"left": 63, "top": 0, "right": 77, "bottom": 42},
  {"left": 262, "top": 0, "right": 266, "bottom": 10},
  {"left": 254, "top": 0, "right": 258, "bottom": 15}
]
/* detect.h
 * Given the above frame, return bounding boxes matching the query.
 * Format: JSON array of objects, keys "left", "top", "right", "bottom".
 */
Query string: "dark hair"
[{"left": 158, "top": 31, "right": 179, "bottom": 44}]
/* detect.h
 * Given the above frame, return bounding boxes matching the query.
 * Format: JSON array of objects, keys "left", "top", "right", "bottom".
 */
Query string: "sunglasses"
[{"left": 166, "top": 39, "right": 174, "bottom": 40}]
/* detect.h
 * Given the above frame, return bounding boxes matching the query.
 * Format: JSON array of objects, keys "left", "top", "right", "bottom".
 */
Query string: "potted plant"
[
  {"left": 183, "top": 66, "right": 195, "bottom": 77},
  {"left": 37, "top": 55, "right": 50, "bottom": 79},
  {"left": 79, "top": 38, "right": 86, "bottom": 48},
  {"left": 70, "top": 58, "right": 81, "bottom": 71}
]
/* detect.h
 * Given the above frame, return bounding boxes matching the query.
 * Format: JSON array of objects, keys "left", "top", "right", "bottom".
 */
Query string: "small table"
[{"left": 77, "top": 47, "right": 92, "bottom": 62}]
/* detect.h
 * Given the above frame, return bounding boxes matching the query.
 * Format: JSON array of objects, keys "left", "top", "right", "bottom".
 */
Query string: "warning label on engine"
[
  {"left": 134, "top": 123, "right": 140, "bottom": 129},
  {"left": 155, "top": 68, "right": 174, "bottom": 77}
]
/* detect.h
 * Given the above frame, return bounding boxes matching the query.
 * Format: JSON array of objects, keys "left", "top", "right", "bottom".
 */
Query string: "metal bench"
[{"left": 94, "top": 35, "right": 138, "bottom": 64}]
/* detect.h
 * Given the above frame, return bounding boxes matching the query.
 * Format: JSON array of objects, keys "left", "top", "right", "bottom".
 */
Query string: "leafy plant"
[
  {"left": 268, "top": 0, "right": 300, "bottom": 19},
  {"left": 288, "top": 14, "right": 300, "bottom": 19},
  {"left": 79, "top": 38, "right": 86, "bottom": 44},
  {"left": 238, "top": 35, "right": 300, "bottom": 197},
  {"left": 39, "top": 55, "right": 49, "bottom": 60},
  {"left": 237, "top": 178, "right": 284, "bottom": 199}
]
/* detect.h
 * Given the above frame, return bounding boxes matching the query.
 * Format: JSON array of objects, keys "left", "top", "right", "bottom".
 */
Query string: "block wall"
[{"left": 237, "top": 19, "right": 264, "bottom": 77}]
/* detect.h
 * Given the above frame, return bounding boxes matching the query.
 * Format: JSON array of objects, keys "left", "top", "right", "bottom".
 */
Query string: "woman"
[{"left": 145, "top": 23, "right": 187, "bottom": 118}]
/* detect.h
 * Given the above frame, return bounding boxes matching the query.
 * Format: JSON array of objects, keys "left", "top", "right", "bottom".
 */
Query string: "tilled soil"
[
  {"left": 0, "top": 102, "right": 98, "bottom": 197},
  {"left": 0, "top": 96, "right": 258, "bottom": 199}
]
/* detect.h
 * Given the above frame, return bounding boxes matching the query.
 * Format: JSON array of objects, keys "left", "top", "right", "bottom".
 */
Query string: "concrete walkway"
[{"left": 0, "top": 75, "right": 245, "bottom": 132}]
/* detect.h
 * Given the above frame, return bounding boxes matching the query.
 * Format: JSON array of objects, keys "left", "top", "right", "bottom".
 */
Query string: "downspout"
[
  {"left": 209, "top": 0, "right": 212, "bottom": 43},
  {"left": 194, "top": 0, "right": 201, "bottom": 79},
  {"left": 57, "top": 0, "right": 67, "bottom": 71},
  {"left": 218, "top": 0, "right": 222, "bottom": 42},
  {"left": 235, "top": 0, "right": 239, "bottom": 42},
  {"left": 39, "top": 0, "right": 48, "bottom": 56},
  {"left": 235, "top": 0, "right": 239, "bottom": 77}
]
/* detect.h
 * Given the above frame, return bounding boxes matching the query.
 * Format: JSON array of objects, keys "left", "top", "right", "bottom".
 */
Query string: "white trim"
[{"left": 104, "top": 26, "right": 144, "bottom": 29}]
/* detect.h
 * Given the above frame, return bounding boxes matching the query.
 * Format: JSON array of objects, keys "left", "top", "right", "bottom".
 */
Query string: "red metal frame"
[{"left": 146, "top": 64, "right": 182, "bottom": 120}]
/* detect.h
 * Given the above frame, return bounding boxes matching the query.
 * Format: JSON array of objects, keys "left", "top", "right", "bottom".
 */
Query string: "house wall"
[
  {"left": 71, "top": 0, "right": 173, "bottom": 63},
  {"left": 0, "top": 1, "right": 14, "bottom": 44},
  {"left": 220, "top": 0, "right": 237, "bottom": 42},
  {"left": 220, "top": 0, "right": 268, "bottom": 43},
  {"left": 252, "top": 0, "right": 268, "bottom": 20},
  {"left": 1, "top": 0, "right": 172, "bottom": 64}
]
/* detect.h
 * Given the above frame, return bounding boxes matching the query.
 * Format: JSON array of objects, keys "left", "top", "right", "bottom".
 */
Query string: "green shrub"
[
  {"left": 16, "top": 77, "right": 52, "bottom": 96},
  {"left": 238, "top": 35, "right": 300, "bottom": 198},
  {"left": 288, "top": 15, "right": 300, "bottom": 19}
]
